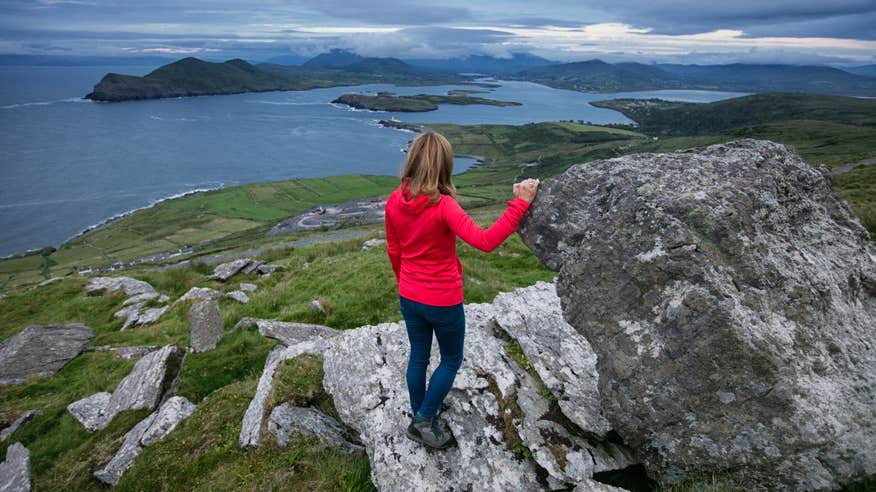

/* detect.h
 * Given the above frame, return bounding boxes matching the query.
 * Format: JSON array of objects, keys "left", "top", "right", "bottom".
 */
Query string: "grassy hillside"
[
  {"left": 590, "top": 93, "right": 876, "bottom": 135},
  {"left": 331, "top": 91, "right": 521, "bottom": 112}
]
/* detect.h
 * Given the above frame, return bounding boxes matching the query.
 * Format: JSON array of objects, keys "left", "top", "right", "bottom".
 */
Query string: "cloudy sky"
[{"left": 1, "top": 0, "right": 875, "bottom": 65}]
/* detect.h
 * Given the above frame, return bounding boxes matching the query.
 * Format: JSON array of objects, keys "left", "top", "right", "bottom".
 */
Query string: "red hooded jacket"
[{"left": 384, "top": 181, "right": 531, "bottom": 306}]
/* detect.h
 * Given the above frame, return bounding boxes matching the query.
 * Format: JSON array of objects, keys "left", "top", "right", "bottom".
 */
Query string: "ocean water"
[{"left": 0, "top": 65, "right": 747, "bottom": 257}]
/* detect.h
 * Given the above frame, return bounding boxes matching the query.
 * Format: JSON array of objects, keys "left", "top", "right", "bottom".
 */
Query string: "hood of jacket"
[{"left": 395, "top": 181, "right": 434, "bottom": 215}]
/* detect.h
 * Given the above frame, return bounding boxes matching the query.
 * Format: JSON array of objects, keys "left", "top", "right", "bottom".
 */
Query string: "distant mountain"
[
  {"left": 345, "top": 57, "right": 418, "bottom": 74},
  {"left": 512, "top": 59, "right": 681, "bottom": 92},
  {"left": 843, "top": 64, "right": 876, "bottom": 78},
  {"left": 302, "top": 49, "right": 364, "bottom": 68},
  {"left": 511, "top": 60, "right": 876, "bottom": 96},
  {"left": 263, "top": 54, "right": 311, "bottom": 66},
  {"left": 0, "top": 54, "right": 173, "bottom": 66},
  {"left": 85, "top": 57, "right": 309, "bottom": 101},
  {"left": 405, "top": 53, "right": 554, "bottom": 74}
]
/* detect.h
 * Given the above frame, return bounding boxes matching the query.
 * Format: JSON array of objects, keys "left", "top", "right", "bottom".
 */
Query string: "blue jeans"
[{"left": 399, "top": 295, "right": 466, "bottom": 419}]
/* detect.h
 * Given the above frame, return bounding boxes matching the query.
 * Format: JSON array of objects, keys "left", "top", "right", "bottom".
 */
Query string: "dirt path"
[{"left": 832, "top": 156, "right": 876, "bottom": 175}]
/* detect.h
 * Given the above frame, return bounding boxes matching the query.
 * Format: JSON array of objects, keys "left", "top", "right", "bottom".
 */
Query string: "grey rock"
[
  {"left": 0, "top": 442, "right": 30, "bottom": 492},
  {"left": 225, "top": 290, "right": 249, "bottom": 304},
  {"left": 241, "top": 260, "right": 264, "bottom": 275},
  {"left": 0, "top": 323, "right": 93, "bottom": 385},
  {"left": 188, "top": 300, "right": 223, "bottom": 352},
  {"left": 209, "top": 259, "right": 252, "bottom": 282},
  {"left": 67, "top": 392, "right": 113, "bottom": 432},
  {"left": 173, "top": 286, "right": 224, "bottom": 305},
  {"left": 268, "top": 403, "right": 364, "bottom": 453},
  {"left": 308, "top": 299, "right": 325, "bottom": 314},
  {"left": 247, "top": 319, "right": 340, "bottom": 347},
  {"left": 321, "top": 299, "right": 632, "bottom": 492},
  {"left": 256, "top": 263, "right": 278, "bottom": 275},
  {"left": 122, "top": 292, "right": 158, "bottom": 306},
  {"left": 0, "top": 411, "right": 42, "bottom": 442},
  {"left": 518, "top": 139, "right": 876, "bottom": 490},
  {"left": 139, "top": 396, "right": 197, "bottom": 446},
  {"left": 361, "top": 238, "right": 386, "bottom": 251},
  {"left": 238, "top": 337, "right": 338, "bottom": 450},
  {"left": 93, "top": 413, "right": 156, "bottom": 486},
  {"left": 86, "top": 276, "right": 157, "bottom": 296},
  {"left": 239, "top": 283, "right": 257, "bottom": 292},
  {"left": 492, "top": 280, "right": 610, "bottom": 435},
  {"left": 68, "top": 345, "right": 183, "bottom": 431}
]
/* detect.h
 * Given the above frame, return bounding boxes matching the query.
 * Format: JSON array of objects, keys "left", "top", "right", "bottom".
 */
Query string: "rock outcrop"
[
  {"left": 0, "top": 324, "right": 93, "bottom": 385},
  {"left": 0, "top": 442, "right": 30, "bottom": 492},
  {"left": 518, "top": 139, "right": 876, "bottom": 490},
  {"left": 268, "top": 403, "right": 364, "bottom": 453},
  {"left": 94, "top": 396, "right": 197, "bottom": 485},
  {"left": 86, "top": 276, "right": 170, "bottom": 329},
  {"left": 209, "top": 258, "right": 271, "bottom": 282},
  {"left": 68, "top": 345, "right": 184, "bottom": 431},
  {"left": 321, "top": 283, "right": 633, "bottom": 491},
  {"left": 188, "top": 300, "right": 223, "bottom": 352}
]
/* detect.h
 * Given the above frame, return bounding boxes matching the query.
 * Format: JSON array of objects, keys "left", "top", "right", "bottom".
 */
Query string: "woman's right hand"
[{"left": 514, "top": 178, "right": 540, "bottom": 203}]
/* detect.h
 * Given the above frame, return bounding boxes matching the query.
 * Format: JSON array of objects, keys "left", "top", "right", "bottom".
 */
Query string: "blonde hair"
[{"left": 400, "top": 131, "right": 456, "bottom": 204}]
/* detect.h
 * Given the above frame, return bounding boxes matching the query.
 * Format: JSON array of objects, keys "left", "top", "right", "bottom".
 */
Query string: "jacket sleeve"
[
  {"left": 384, "top": 201, "right": 402, "bottom": 283},
  {"left": 442, "top": 195, "right": 531, "bottom": 253}
]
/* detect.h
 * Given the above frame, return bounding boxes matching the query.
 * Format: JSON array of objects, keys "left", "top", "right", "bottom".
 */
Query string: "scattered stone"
[
  {"left": 241, "top": 260, "right": 264, "bottom": 275},
  {"left": 268, "top": 403, "right": 364, "bottom": 453},
  {"left": 492, "top": 280, "right": 609, "bottom": 434},
  {"left": 225, "top": 290, "right": 249, "bottom": 304},
  {"left": 246, "top": 319, "right": 339, "bottom": 347},
  {"left": 86, "top": 276, "right": 157, "bottom": 296},
  {"left": 0, "top": 293, "right": 7, "bottom": 300},
  {"left": 256, "top": 264, "right": 278, "bottom": 275},
  {"left": 122, "top": 292, "right": 158, "bottom": 306},
  {"left": 518, "top": 139, "right": 876, "bottom": 490},
  {"left": 0, "top": 411, "right": 43, "bottom": 442},
  {"left": 93, "top": 396, "right": 196, "bottom": 486},
  {"left": 302, "top": 262, "right": 310, "bottom": 270},
  {"left": 308, "top": 300, "right": 325, "bottom": 314},
  {"left": 239, "top": 283, "right": 257, "bottom": 292},
  {"left": 188, "top": 300, "right": 224, "bottom": 352},
  {"left": 173, "top": 286, "right": 224, "bottom": 305},
  {"left": 0, "top": 323, "right": 93, "bottom": 385},
  {"left": 209, "top": 259, "right": 252, "bottom": 282},
  {"left": 361, "top": 238, "right": 386, "bottom": 251},
  {"left": 267, "top": 196, "right": 387, "bottom": 236},
  {"left": 497, "top": 251, "right": 522, "bottom": 258},
  {"left": 239, "top": 335, "right": 340, "bottom": 450},
  {"left": 0, "top": 442, "right": 30, "bottom": 492},
  {"left": 139, "top": 396, "right": 197, "bottom": 446},
  {"left": 68, "top": 345, "right": 183, "bottom": 431}
]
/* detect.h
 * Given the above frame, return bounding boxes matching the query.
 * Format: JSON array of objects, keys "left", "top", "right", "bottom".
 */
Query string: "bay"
[{"left": 0, "top": 65, "right": 746, "bottom": 257}]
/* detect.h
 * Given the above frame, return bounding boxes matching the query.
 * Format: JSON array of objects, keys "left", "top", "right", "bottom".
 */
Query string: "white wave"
[
  {"left": 1, "top": 97, "right": 92, "bottom": 110},
  {"left": 329, "top": 102, "right": 386, "bottom": 113}
]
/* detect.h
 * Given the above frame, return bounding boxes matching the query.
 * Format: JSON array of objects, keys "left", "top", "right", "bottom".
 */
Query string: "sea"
[{"left": 0, "top": 64, "right": 747, "bottom": 257}]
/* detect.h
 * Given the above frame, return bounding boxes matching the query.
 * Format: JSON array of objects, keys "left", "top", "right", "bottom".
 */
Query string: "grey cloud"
[{"left": 286, "top": 0, "right": 470, "bottom": 25}]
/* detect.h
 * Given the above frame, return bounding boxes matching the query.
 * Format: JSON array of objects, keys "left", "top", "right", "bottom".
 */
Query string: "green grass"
[{"left": 834, "top": 164, "right": 876, "bottom": 235}]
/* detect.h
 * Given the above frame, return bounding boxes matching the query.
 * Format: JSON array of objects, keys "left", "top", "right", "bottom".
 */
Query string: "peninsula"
[{"left": 331, "top": 90, "right": 521, "bottom": 112}]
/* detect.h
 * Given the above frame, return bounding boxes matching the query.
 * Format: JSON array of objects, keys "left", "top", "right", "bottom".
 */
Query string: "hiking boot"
[{"left": 405, "top": 414, "right": 456, "bottom": 449}]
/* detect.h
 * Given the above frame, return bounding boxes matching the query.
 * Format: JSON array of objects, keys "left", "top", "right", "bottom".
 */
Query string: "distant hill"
[
  {"left": 302, "top": 49, "right": 364, "bottom": 68},
  {"left": 512, "top": 59, "right": 681, "bottom": 92},
  {"left": 85, "top": 57, "right": 312, "bottom": 101},
  {"left": 405, "top": 53, "right": 554, "bottom": 74},
  {"left": 590, "top": 92, "right": 876, "bottom": 135},
  {"left": 844, "top": 64, "right": 876, "bottom": 78},
  {"left": 512, "top": 60, "right": 876, "bottom": 96},
  {"left": 345, "top": 57, "right": 418, "bottom": 74}
]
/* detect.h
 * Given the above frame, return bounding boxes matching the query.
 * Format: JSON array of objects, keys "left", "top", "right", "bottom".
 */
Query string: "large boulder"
[
  {"left": 188, "top": 300, "right": 224, "bottom": 352},
  {"left": 0, "top": 324, "right": 93, "bottom": 385},
  {"left": 518, "top": 139, "right": 876, "bottom": 489}
]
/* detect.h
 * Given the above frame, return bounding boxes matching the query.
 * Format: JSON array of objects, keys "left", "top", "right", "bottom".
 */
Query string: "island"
[
  {"left": 85, "top": 56, "right": 485, "bottom": 102},
  {"left": 331, "top": 90, "right": 521, "bottom": 112}
]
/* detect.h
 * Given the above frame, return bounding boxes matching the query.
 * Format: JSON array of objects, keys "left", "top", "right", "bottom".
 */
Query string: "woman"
[{"left": 384, "top": 131, "right": 539, "bottom": 449}]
